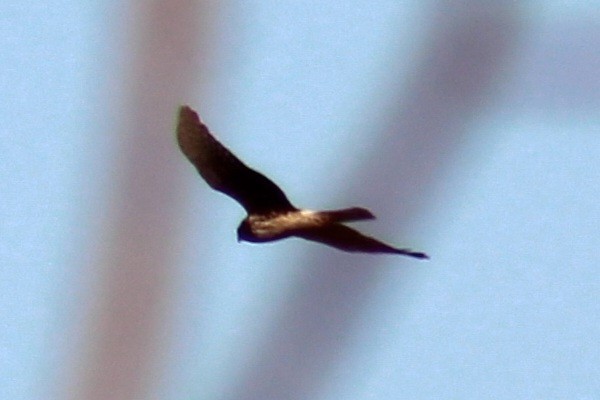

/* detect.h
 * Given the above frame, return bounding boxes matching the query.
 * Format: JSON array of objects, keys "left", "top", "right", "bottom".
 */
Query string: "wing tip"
[
  {"left": 178, "top": 104, "right": 199, "bottom": 121},
  {"left": 176, "top": 104, "right": 207, "bottom": 162},
  {"left": 399, "top": 249, "right": 430, "bottom": 260},
  {"left": 413, "top": 252, "right": 430, "bottom": 260}
]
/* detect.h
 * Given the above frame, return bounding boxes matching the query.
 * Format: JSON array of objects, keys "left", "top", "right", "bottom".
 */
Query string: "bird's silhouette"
[{"left": 176, "top": 105, "right": 428, "bottom": 259}]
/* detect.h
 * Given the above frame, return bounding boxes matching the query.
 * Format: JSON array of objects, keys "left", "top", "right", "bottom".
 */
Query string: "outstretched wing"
[
  {"left": 295, "top": 224, "right": 429, "bottom": 259},
  {"left": 177, "top": 106, "right": 296, "bottom": 214}
]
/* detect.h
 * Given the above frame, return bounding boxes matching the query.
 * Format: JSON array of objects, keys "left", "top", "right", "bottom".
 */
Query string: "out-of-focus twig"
[
  {"left": 225, "top": 4, "right": 522, "bottom": 400},
  {"left": 65, "top": 3, "right": 220, "bottom": 400}
]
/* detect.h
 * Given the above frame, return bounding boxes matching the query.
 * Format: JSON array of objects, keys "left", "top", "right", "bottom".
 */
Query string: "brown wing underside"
[
  {"left": 295, "top": 224, "right": 429, "bottom": 259},
  {"left": 177, "top": 106, "right": 296, "bottom": 214}
]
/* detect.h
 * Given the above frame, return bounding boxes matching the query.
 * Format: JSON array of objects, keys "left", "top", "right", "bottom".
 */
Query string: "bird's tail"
[{"left": 318, "top": 207, "right": 376, "bottom": 222}]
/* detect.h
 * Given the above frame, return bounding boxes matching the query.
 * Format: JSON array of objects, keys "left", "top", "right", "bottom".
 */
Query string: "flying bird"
[{"left": 176, "top": 105, "right": 428, "bottom": 259}]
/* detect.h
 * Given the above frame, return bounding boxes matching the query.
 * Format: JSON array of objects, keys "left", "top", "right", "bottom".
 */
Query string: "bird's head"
[{"left": 236, "top": 219, "right": 252, "bottom": 243}]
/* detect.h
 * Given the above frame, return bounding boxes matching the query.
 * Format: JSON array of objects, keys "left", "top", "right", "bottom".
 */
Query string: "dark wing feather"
[
  {"left": 295, "top": 224, "right": 429, "bottom": 259},
  {"left": 177, "top": 106, "right": 296, "bottom": 214}
]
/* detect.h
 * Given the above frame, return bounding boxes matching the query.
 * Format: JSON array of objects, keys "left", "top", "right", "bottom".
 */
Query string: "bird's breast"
[{"left": 247, "top": 210, "right": 321, "bottom": 241}]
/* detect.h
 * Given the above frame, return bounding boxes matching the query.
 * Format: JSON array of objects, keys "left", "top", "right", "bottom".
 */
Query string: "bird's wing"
[
  {"left": 295, "top": 224, "right": 429, "bottom": 259},
  {"left": 177, "top": 106, "right": 296, "bottom": 214}
]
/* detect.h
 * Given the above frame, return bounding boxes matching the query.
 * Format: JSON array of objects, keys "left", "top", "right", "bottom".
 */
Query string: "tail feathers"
[{"left": 320, "top": 207, "right": 375, "bottom": 222}]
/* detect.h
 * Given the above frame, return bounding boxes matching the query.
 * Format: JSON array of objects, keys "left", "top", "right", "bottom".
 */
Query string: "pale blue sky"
[{"left": 1, "top": 2, "right": 599, "bottom": 400}]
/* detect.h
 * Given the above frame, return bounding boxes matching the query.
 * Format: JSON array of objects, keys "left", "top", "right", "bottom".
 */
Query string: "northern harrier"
[{"left": 177, "top": 105, "right": 428, "bottom": 259}]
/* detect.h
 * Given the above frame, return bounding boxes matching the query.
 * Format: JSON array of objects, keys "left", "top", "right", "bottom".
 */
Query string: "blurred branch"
[
  {"left": 66, "top": 2, "right": 220, "bottom": 400},
  {"left": 226, "top": 4, "right": 522, "bottom": 400}
]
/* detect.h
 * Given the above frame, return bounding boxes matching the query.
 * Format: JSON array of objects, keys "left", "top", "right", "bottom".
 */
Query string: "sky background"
[{"left": 1, "top": 2, "right": 599, "bottom": 400}]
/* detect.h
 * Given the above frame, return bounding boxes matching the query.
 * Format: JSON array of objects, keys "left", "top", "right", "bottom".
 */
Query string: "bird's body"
[
  {"left": 176, "top": 105, "right": 428, "bottom": 259},
  {"left": 240, "top": 211, "right": 320, "bottom": 242},
  {"left": 238, "top": 208, "right": 374, "bottom": 242}
]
